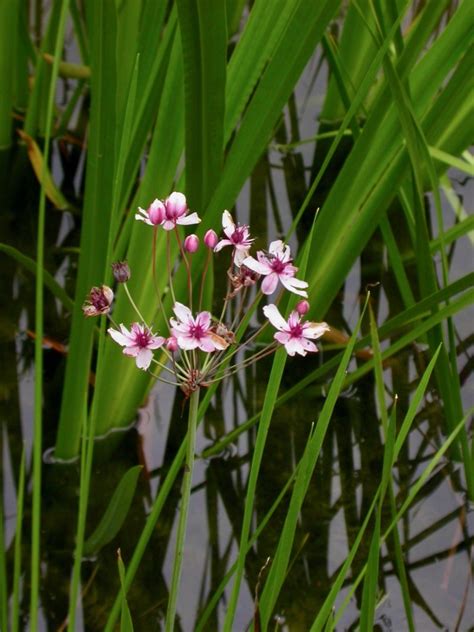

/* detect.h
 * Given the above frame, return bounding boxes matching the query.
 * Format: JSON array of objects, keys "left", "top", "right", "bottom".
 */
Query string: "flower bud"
[
  {"left": 82, "top": 285, "right": 114, "bottom": 317},
  {"left": 111, "top": 261, "right": 130, "bottom": 283},
  {"left": 166, "top": 336, "right": 178, "bottom": 352},
  {"left": 184, "top": 234, "right": 199, "bottom": 253},
  {"left": 204, "top": 229, "right": 218, "bottom": 249},
  {"left": 296, "top": 299, "right": 310, "bottom": 315},
  {"left": 148, "top": 199, "right": 166, "bottom": 225}
]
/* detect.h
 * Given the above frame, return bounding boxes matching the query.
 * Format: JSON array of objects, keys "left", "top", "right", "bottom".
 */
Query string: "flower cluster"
[{"left": 82, "top": 192, "right": 329, "bottom": 395}]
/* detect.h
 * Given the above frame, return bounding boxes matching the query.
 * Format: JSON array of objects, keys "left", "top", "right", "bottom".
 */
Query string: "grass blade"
[
  {"left": 30, "top": 4, "right": 69, "bottom": 630},
  {"left": 83, "top": 466, "right": 143, "bottom": 555}
]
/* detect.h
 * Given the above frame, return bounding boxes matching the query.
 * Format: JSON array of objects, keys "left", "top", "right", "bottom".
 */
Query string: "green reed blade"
[
  {"left": 83, "top": 466, "right": 143, "bottom": 555},
  {"left": 258, "top": 297, "right": 369, "bottom": 628},
  {"left": 330, "top": 409, "right": 472, "bottom": 629},
  {"left": 30, "top": 3, "right": 69, "bottom": 631},
  {"left": 176, "top": 0, "right": 227, "bottom": 209},
  {"left": 11, "top": 448, "right": 26, "bottom": 632},
  {"left": 370, "top": 305, "right": 415, "bottom": 630},
  {"left": 0, "top": 482, "right": 7, "bottom": 632},
  {"left": 0, "top": 244, "right": 74, "bottom": 311},
  {"left": 359, "top": 509, "right": 381, "bottom": 630},
  {"left": 55, "top": 0, "right": 119, "bottom": 459},
  {"left": 201, "top": 276, "right": 472, "bottom": 459},
  {"left": 0, "top": 0, "right": 19, "bottom": 148},
  {"left": 117, "top": 550, "right": 134, "bottom": 632}
]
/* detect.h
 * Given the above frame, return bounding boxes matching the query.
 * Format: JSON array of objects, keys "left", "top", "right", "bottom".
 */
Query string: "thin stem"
[
  {"left": 123, "top": 283, "right": 147, "bottom": 324},
  {"left": 165, "top": 389, "right": 200, "bottom": 631},
  {"left": 167, "top": 232, "right": 177, "bottom": 305},
  {"left": 174, "top": 226, "right": 193, "bottom": 309},
  {"left": 147, "top": 372, "right": 181, "bottom": 387},
  {"left": 30, "top": 3, "right": 69, "bottom": 630},
  {"left": 198, "top": 248, "right": 212, "bottom": 312},
  {"left": 152, "top": 227, "right": 171, "bottom": 335}
]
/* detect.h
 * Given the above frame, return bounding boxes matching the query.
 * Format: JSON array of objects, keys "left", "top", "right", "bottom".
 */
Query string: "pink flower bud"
[
  {"left": 296, "top": 300, "right": 310, "bottom": 315},
  {"left": 184, "top": 234, "right": 199, "bottom": 253},
  {"left": 148, "top": 199, "right": 166, "bottom": 225},
  {"left": 204, "top": 229, "right": 218, "bottom": 249},
  {"left": 166, "top": 336, "right": 178, "bottom": 352}
]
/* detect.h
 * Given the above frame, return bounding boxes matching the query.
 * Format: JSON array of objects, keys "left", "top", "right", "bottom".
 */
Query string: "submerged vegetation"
[{"left": 0, "top": 0, "right": 472, "bottom": 630}]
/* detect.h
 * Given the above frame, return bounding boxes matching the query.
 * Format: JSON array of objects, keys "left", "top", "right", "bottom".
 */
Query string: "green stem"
[
  {"left": 165, "top": 388, "right": 200, "bottom": 631},
  {"left": 30, "top": 3, "right": 69, "bottom": 630}
]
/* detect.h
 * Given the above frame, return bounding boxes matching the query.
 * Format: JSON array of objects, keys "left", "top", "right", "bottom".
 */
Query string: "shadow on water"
[{"left": 1, "top": 56, "right": 473, "bottom": 632}]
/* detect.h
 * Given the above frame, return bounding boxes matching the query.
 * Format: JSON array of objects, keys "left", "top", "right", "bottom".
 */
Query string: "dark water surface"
[{"left": 1, "top": 51, "right": 473, "bottom": 632}]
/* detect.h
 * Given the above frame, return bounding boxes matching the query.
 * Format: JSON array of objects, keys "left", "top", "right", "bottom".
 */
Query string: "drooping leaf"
[{"left": 83, "top": 465, "right": 142, "bottom": 555}]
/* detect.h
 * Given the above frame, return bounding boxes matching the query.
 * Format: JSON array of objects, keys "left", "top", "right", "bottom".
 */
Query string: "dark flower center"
[
  {"left": 91, "top": 289, "right": 109, "bottom": 310},
  {"left": 135, "top": 331, "right": 151, "bottom": 348},
  {"left": 190, "top": 324, "right": 204, "bottom": 339},
  {"left": 232, "top": 226, "right": 246, "bottom": 244},
  {"left": 290, "top": 323, "right": 303, "bottom": 338},
  {"left": 270, "top": 258, "right": 286, "bottom": 274}
]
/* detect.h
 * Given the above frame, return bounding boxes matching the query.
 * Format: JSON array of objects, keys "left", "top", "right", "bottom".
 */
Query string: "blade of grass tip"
[
  {"left": 259, "top": 295, "right": 370, "bottom": 628},
  {"left": 429, "top": 146, "right": 474, "bottom": 176},
  {"left": 117, "top": 549, "right": 134, "bottom": 632},
  {"left": 393, "top": 345, "right": 442, "bottom": 460},
  {"left": 12, "top": 448, "right": 26, "bottom": 632},
  {"left": 30, "top": 4, "right": 69, "bottom": 631},
  {"left": 331, "top": 409, "right": 473, "bottom": 630},
  {"left": 222, "top": 202, "right": 319, "bottom": 631}
]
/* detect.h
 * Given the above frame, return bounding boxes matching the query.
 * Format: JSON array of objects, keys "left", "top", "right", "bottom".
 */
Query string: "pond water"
[{"left": 1, "top": 45, "right": 473, "bottom": 632}]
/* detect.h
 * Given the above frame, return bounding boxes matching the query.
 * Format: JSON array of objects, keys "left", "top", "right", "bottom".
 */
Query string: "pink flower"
[
  {"left": 82, "top": 285, "right": 114, "bottom": 317},
  {"left": 135, "top": 198, "right": 166, "bottom": 225},
  {"left": 184, "top": 234, "right": 199, "bottom": 253},
  {"left": 243, "top": 240, "right": 308, "bottom": 297},
  {"left": 204, "top": 229, "right": 218, "bottom": 249},
  {"left": 214, "top": 211, "right": 254, "bottom": 266},
  {"left": 162, "top": 192, "right": 201, "bottom": 231},
  {"left": 166, "top": 336, "right": 179, "bottom": 352},
  {"left": 296, "top": 299, "right": 310, "bottom": 315},
  {"left": 170, "top": 302, "right": 229, "bottom": 353},
  {"left": 108, "top": 323, "right": 165, "bottom": 370},
  {"left": 263, "top": 304, "right": 329, "bottom": 357},
  {"left": 135, "top": 193, "right": 201, "bottom": 231}
]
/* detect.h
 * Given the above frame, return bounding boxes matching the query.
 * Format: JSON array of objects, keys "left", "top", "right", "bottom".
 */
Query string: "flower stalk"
[{"left": 165, "top": 388, "right": 200, "bottom": 631}]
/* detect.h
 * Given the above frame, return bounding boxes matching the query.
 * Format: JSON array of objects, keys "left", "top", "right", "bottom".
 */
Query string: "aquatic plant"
[{"left": 0, "top": 1, "right": 472, "bottom": 631}]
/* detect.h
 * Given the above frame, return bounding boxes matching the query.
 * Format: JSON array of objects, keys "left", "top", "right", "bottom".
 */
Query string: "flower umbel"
[
  {"left": 263, "top": 304, "right": 329, "bottom": 356},
  {"left": 82, "top": 285, "right": 114, "bottom": 317},
  {"left": 108, "top": 323, "right": 165, "bottom": 370},
  {"left": 243, "top": 240, "right": 308, "bottom": 297},
  {"left": 214, "top": 210, "right": 254, "bottom": 265},
  {"left": 170, "top": 302, "right": 229, "bottom": 353}
]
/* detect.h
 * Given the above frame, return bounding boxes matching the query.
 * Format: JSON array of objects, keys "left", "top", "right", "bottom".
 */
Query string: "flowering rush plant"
[
  {"left": 82, "top": 191, "right": 329, "bottom": 395},
  {"left": 82, "top": 191, "right": 329, "bottom": 627}
]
